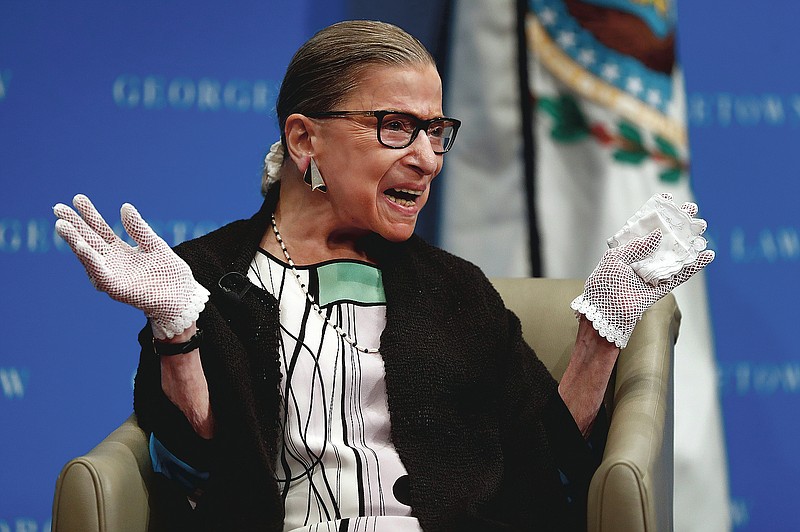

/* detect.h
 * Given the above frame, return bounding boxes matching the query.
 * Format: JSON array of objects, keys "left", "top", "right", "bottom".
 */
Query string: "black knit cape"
[{"left": 133, "top": 187, "right": 598, "bottom": 531}]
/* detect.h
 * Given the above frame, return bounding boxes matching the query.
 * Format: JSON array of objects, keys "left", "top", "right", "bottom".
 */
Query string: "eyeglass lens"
[{"left": 379, "top": 113, "right": 458, "bottom": 153}]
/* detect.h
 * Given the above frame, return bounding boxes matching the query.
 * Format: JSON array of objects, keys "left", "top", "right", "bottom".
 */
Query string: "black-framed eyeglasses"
[{"left": 308, "top": 110, "right": 461, "bottom": 154}]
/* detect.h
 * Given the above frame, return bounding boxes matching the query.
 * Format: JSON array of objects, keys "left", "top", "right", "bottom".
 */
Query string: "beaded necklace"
[{"left": 270, "top": 214, "right": 380, "bottom": 354}]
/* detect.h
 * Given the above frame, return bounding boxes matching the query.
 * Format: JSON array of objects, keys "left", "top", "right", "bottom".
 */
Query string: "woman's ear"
[{"left": 284, "top": 113, "right": 315, "bottom": 173}]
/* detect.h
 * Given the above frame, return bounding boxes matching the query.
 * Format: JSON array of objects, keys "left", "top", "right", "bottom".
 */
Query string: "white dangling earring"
[{"left": 303, "top": 158, "right": 327, "bottom": 193}]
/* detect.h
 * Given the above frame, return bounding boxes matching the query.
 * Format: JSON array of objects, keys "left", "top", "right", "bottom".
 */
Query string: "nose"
[{"left": 407, "top": 130, "right": 440, "bottom": 175}]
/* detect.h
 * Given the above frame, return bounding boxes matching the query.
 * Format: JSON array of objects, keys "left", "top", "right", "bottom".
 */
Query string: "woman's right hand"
[{"left": 54, "top": 194, "right": 209, "bottom": 339}]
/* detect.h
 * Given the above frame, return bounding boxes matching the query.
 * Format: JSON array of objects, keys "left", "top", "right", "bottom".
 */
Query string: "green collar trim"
[{"left": 317, "top": 261, "right": 385, "bottom": 307}]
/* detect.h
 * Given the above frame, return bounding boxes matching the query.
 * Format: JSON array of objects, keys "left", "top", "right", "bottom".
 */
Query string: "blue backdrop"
[
  {"left": 1, "top": 2, "right": 798, "bottom": 530},
  {"left": 677, "top": 2, "right": 800, "bottom": 529}
]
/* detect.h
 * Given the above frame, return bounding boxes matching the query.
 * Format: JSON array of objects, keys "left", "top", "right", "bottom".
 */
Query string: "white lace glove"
[
  {"left": 53, "top": 194, "right": 209, "bottom": 339},
  {"left": 608, "top": 193, "right": 709, "bottom": 285},
  {"left": 571, "top": 201, "right": 715, "bottom": 348}
]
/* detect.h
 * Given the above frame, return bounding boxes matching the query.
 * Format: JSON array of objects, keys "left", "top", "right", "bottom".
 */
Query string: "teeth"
[
  {"left": 386, "top": 194, "right": 417, "bottom": 207},
  {"left": 384, "top": 187, "right": 423, "bottom": 208},
  {"left": 395, "top": 188, "right": 423, "bottom": 196}
]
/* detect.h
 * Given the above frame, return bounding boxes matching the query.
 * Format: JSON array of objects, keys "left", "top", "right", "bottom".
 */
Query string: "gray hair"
[{"left": 261, "top": 20, "right": 436, "bottom": 194}]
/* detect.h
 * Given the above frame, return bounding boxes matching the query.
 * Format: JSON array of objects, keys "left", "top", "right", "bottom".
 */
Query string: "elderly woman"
[{"left": 53, "top": 20, "right": 712, "bottom": 532}]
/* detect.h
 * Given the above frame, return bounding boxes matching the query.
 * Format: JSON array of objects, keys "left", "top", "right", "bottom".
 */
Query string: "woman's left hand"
[{"left": 572, "top": 228, "right": 714, "bottom": 349}]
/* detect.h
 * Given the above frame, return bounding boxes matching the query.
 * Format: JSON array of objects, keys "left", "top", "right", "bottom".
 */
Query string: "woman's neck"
[{"left": 260, "top": 178, "right": 374, "bottom": 265}]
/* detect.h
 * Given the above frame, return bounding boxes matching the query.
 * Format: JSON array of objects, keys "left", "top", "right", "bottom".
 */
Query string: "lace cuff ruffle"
[
  {"left": 150, "top": 281, "right": 210, "bottom": 340},
  {"left": 570, "top": 294, "right": 630, "bottom": 349}
]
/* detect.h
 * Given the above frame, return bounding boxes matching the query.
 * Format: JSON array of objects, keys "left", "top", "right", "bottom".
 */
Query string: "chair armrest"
[
  {"left": 490, "top": 278, "right": 678, "bottom": 532},
  {"left": 52, "top": 414, "right": 154, "bottom": 532},
  {"left": 588, "top": 294, "right": 679, "bottom": 532}
]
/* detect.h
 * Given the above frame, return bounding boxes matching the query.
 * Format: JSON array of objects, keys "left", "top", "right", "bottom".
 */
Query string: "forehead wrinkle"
[{"left": 343, "top": 66, "right": 443, "bottom": 119}]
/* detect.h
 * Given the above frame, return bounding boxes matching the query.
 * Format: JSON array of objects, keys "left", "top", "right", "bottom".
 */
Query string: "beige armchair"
[
  {"left": 491, "top": 278, "right": 677, "bottom": 532},
  {"left": 53, "top": 278, "right": 679, "bottom": 532}
]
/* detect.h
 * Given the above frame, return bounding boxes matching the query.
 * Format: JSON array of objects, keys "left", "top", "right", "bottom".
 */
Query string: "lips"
[{"left": 384, "top": 188, "right": 423, "bottom": 207}]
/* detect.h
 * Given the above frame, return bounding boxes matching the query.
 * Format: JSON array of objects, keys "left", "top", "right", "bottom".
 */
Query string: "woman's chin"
[{"left": 377, "top": 221, "right": 417, "bottom": 243}]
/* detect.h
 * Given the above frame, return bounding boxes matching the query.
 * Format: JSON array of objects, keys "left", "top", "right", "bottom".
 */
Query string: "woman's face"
[{"left": 312, "top": 63, "right": 445, "bottom": 243}]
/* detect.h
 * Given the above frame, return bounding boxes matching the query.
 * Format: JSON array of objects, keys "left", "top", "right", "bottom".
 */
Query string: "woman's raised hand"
[
  {"left": 53, "top": 194, "right": 209, "bottom": 339},
  {"left": 571, "top": 227, "right": 714, "bottom": 349}
]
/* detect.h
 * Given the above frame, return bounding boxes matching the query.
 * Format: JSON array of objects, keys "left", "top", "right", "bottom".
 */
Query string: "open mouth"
[{"left": 384, "top": 188, "right": 423, "bottom": 207}]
